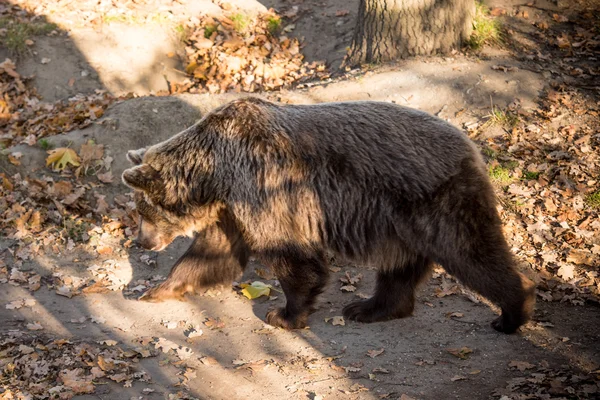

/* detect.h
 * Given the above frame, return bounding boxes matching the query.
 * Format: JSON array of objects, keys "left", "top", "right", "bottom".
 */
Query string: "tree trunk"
[{"left": 346, "top": 0, "right": 475, "bottom": 66}]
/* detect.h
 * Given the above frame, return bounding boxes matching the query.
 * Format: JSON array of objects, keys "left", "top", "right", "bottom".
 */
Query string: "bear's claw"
[
  {"left": 138, "top": 284, "right": 187, "bottom": 302},
  {"left": 265, "top": 308, "right": 308, "bottom": 330}
]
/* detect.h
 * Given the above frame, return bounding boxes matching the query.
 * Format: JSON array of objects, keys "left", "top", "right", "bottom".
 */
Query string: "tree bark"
[{"left": 346, "top": 0, "right": 475, "bottom": 65}]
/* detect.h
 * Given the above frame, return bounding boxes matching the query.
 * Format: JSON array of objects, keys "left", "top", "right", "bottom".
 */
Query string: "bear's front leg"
[
  {"left": 264, "top": 247, "right": 329, "bottom": 330},
  {"left": 140, "top": 214, "right": 249, "bottom": 302}
]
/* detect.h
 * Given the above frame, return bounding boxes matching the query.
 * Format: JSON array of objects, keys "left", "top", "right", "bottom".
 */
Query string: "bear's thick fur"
[{"left": 122, "top": 97, "right": 536, "bottom": 333}]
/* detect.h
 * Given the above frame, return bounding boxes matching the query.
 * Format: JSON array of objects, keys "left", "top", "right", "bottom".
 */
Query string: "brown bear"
[{"left": 122, "top": 97, "right": 536, "bottom": 333}]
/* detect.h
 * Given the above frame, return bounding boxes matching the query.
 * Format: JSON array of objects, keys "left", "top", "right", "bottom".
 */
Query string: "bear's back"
[{"left": 268, "top": 100, "right": 475, "bottom": 200}]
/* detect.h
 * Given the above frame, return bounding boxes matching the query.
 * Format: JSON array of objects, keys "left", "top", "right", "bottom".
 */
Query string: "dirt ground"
[{"left": 1, "top": 0, "right": 599, "bottom": 399}]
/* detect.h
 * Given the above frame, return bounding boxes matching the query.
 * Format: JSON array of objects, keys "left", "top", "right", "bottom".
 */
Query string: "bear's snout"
[
  {"left": 136, "top": 235, "right": 166, "bottom": 251},
  {"left": 136, "top": 220, "right": 167, "bottom": 251}
]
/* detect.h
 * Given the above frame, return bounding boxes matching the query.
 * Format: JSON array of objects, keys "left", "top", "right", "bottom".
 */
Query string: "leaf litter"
[
  {"left": 493, "top": 360, "right": 599, "bottom": 399},
  {"left": 178, "top": 7, "right": 329, "bottom": 95},
  {"left": 0, "top": 331, "right": 154, "bottom": 399}
]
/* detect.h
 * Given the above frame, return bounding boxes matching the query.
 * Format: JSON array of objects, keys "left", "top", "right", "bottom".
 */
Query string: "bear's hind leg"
[
  {"left": 343, "top": 255, "right": 433, "bottom": 323},
  {"left": 490, "top": 271, "right": 535, "bottom": 333},
  {"left": 441, "top": 252, "right": 535, "bottom": 334},
  {"left": 140, "top": 213, "right": 249, "bottom": 302},
  {"left": 438, "top": 228, "right": 535, "bottom": 334},
  {"left": 429, "top": 156, "right": 536, "bottom": 333},
  {"left": 265, "top": 247, "right": 329, "bottom": 330}
]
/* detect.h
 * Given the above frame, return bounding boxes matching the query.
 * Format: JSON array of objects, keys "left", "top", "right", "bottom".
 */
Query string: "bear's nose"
[
  {"left": 136, "top": 236, "right": 157, "bottom": 250},
  {"left": 135, "top": 235, "right": 167, "bottom": 251}
]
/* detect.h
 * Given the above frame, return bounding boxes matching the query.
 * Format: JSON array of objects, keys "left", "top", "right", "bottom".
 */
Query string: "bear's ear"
[
  {"left": 122, "top": 164, "right": 161, "bottom": 192},
  {"left": 126, "top": 148, "right": 147, "bottom": 165}
]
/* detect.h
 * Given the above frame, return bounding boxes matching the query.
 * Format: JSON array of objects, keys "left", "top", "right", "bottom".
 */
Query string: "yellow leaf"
[
  {"left": 185, "top": 61, "right": 198, "bottom": 74},
  {"left": 46, "top": 148, "right": 81, "bottom": 171},
  {"left": 240, "top": 281, "right": 271, "bottom": 299}
]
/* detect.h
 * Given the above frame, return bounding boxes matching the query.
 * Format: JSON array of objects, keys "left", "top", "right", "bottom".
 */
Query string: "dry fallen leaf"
[
  {"left": 97, "top": 172, "right": 113, "bottom": 183},
  {"left": 447, "top": 312, "right": 465, "bottom": 318},
  {"left": 97, "top": 355, "right": 116, "bottom": 371},
  {"left": 447, "top": 347, "right": 473, "bottom": 360},
  {"left": 436, "top": 278, "right": 460, "bottom": 298},
  {"left": 340, "top": 272, "right": 363, "bottom": 285},
  {"left": 162, "top": 320, "right": 179, "bottom": 330},
  {"left": 204, "top": 317, "right": 225, "bottom": 330},
  {"left": 183, "top": 368, "right": 197, "bottom": 380},
  {"left": 46, "top": 147, "right": 81, "bottom": 171},
  {"left": 59, "top": 368, "right": 94, "bottom": 394},
  {"left": 553, "top": 13, "right": 569, "bottom": 22},
  {"left": 557, "top": 33, "right": 571, "bottom": 49},
  {"left": 373, "top": 367, "right": 390, "bottom": 374},
  {"left": 19, "top": 345, "right": 34, "bottom": 354},
  {"left": 6, "top": 299, "right": 25, "bottom": 309},
  {"left": 186, "top": 327, "right": 204, "bottom": 338},
  {"left": 90, "top": 366, "right": 106, "bottom": 379},
  {"left": 26, "top": 322, "right": 44, "bottom": 331},
  {"left": 509, "top": 360, "right": 536, "bottom": 372},
  {"left": 557, "top": 264, "right": 575, "bottom": 281},
  {"left": 109, "top": 372, "right": 128, "bottom": 383},
  {"left": 79, "top": 140, "right": 104, "bottom": 162},
  {"left": 50, "top": 180, "right": 73, "bottom": 198},
  {"left": 176, "top": 346, "right": 194, "bottom": 360},
  {"left": 96, "top": 245, "right": 113, "bottom": 255},
  {"left": 63, "top": 187, "right": 85, "bottom": 205},
  {"left": 367, "top": 348, "right": 384, "bottom": 358},
  {"left": 155, "top": 337, "right": 179, "bottom": 353},
  {"left": 566, "top": 249, "right": 596, "bottom": 266},
  {"left": 8, "top": 152, "right": 21, "bottom": 165},
  {"left": 56, "top": 285, "right": 74, "bottom": 298},
  {"left": 200, "top": 356, "right": 219, "bottom": 365}
]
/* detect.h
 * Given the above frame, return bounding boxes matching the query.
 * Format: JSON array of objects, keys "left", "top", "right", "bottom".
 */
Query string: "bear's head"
[{"left": 122, "top": 148, "right": 203, "bottom": 251}]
